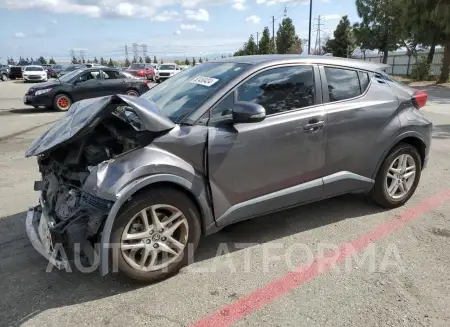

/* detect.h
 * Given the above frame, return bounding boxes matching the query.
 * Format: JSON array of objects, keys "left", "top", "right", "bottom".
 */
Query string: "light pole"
[{"left": 308, "top": 0, "right": 313, "bottom": 55}]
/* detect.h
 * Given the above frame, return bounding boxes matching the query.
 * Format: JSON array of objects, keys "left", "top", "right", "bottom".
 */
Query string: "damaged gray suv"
[{"left": 25, "top": 55, "right": 432, "bottom": 282}]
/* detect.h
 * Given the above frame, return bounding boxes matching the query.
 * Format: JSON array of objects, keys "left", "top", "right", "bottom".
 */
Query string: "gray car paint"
[{"left": 26, "top": 55, "right": 432, "bottom": 276}]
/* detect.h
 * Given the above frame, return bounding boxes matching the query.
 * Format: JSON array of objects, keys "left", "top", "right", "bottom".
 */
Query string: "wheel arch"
[
  {"left": 99, "top": 173, "right": 213, "bottom": 276},
  {"left": 372, "top": 132, "right": 427, "bottom": 180}
]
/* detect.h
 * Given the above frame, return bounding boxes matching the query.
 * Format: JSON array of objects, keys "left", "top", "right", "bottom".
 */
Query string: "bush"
[{"left": 410, "top": 56, "right": 431, "bottom": 81}]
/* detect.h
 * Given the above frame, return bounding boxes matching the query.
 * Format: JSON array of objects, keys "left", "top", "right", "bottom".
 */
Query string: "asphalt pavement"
[{"left": 0, "top": 79, "right": 449, "bottom": 327}]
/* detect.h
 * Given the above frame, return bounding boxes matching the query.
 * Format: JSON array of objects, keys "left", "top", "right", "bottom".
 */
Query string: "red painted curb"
[{"left": 190, "top": 190, "right": 450, "bottom": 327}]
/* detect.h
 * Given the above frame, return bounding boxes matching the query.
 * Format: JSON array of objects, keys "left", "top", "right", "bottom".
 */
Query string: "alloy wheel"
[
  {"left": 57, "top": 96, "right": 71, "bottom": 110},
  {"left": 385, "top": 153, "right": 417, "bottom": 199},
  {"left": 126, "top": 90, "right": 138, "bottom": 97},
  {"left": 120, "top": 204, "right": 189, "bottom": 272}
]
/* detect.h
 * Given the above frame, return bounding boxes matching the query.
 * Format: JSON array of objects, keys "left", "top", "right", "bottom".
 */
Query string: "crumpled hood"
[{"left": 25, "top": 94, "right": 175, "bottom": 157}]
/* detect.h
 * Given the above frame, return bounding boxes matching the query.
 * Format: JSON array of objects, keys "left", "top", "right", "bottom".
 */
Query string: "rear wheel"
[
  {"left": 53, "top": 94, "right": 72, "bottom": 111},
  {"left": 110, "top": 187, "right": 201, "bottom": 283},
  {"left": 1, "top": 74, "right": 7, "bottom": 81},
  {"left": 371, "top": 143, "right": 421, "bottom": 208},
  {"left": 125, "top": 89, "right": 139, "bottom": 97}
]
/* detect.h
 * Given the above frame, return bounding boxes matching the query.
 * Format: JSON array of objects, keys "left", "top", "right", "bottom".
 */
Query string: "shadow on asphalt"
[
  {"left": 432, "top": 124, "right": 450, "bottom": 140},
  {"left": 0, "top": 194, "right": 385, "bottom": 326},
  {"left": 6, "top": 108, "right": 55, "bottom": 115}
]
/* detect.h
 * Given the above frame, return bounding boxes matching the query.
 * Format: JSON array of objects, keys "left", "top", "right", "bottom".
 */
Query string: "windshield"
[
  {"left": 129, "top": 63, "right": 145, "bottom": 69},
  {"left": 52, "top": 65, "right": 64, "bottom": 69},
  {"left": 59, "top": 69, "right": 83, "bottom": 82},
  {"left": 159, "top": 64, "right": 176, "bottom": 70},
  {"left": 140, "top": 62, "right": 249, "bottom": 123},
  {"left": 25, "top": 66, "right": 44, "bottom": 71},
  {"left": 65, "top": 66, "right": 81, "bottom": 72}
]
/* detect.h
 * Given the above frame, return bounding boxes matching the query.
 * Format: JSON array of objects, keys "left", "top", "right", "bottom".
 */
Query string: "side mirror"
[{"left": 232, "top": 101, "right": 266, "bottom": 123}]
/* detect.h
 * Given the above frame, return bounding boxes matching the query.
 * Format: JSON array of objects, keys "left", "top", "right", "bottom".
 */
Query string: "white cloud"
[
  {"left": 322, "top": 14, "right": 341, "bottom": 20},
  {"left": 14, "top": 32, "right": 25, "bottom": 38},
  {"left": 185, "top": 8, "right": 209, "bottom": 21},
  {"left": 232, "top": 0, "right": 246, "bottom": 10},
  {"left": 245, "top": 15, "right": 261, "bottom": 24},
  {"left": 152, "top": 10, "right": 181, "bottom": 21},
  {"left": 180, "top": 24, "right": 204, "bottom": 31},
  {"left": 0, "top": 0, "right": 247, "bottom": 18}
]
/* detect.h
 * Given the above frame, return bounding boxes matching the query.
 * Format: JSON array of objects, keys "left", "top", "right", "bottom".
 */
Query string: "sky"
[{"left": 0, "top": 0, "right": 359, "bottom": 63}]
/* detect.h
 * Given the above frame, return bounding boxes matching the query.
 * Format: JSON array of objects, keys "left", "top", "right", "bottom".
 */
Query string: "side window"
[
  {"left": 102, "top": 70, "right": 121, "bottom": 79},
  {"left": 79, "top": 70, "right": 100, "bottom": 82},
  {"left": 358, "top": 71, "right": 370, "bottom": 93},
  {"left": 209, "top": 93, "right": 235, "bottom": 123},
  {"left": 237, "top": 65, "right": 315, "bottom": 115},
  {"left": 324, "top": 67, "right": 361, "bottom": 102}
]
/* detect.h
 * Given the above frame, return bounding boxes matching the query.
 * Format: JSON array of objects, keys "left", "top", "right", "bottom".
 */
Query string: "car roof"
[
  {"left": 25, "top": 65, "right": 44, "bottom": 68},
  {"left": 211, "top": 55, "right": 390, "bottom": 72}
]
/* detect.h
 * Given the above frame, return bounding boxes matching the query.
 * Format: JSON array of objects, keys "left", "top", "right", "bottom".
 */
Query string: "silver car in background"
[{"left": 25, "top": 55, "right": 432, "bottom": 282}]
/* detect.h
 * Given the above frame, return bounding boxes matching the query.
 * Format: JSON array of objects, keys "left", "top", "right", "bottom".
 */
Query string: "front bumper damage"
[{"left": 26, "top": 198, "right": 69, "bottom": 270}]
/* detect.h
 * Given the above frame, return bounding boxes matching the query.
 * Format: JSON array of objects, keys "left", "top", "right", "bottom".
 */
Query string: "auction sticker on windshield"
[{"left": 190, "top": 76, "right": 219, "bottom": 87}]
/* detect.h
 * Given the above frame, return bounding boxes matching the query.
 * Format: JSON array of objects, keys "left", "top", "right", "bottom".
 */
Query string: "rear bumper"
[{"left": 25, "top": 201, "right": 69, "bottom": 270}]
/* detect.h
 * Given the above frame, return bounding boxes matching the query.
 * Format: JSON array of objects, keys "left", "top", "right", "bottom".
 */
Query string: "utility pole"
[
  {"left": 314, "top": 15, "right": 325, "bottom": 55},
  {"left": 69, "top": 49, "right": 75, "bottom": 61},
  {"left": 272, "top": 16, "right": 275, "bottom": 44},
  {"left": 257, "top": 32, "right": 259, "bottom": 52},
  {"left": 125, "top": 45, "right": 129, "bottom": 61},
  {"left": 79, "top": 49, "right": 85, "bottom": 63},
  {"left": 308, "top": 0, "right": 313, "bottom": 54}
]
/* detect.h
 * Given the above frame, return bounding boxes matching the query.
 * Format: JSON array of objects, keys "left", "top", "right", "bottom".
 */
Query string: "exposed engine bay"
[{"left": 35, "top": 107, "right": 156, "bottom": 261}]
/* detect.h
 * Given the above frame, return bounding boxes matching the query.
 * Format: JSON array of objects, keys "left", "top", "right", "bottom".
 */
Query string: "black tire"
[
  {"left": 1, "top": 74, "right": 7, "bottom": 81},
  {"left": 110, "top": 187, "right": 202, "bottom": 283},
  {"left": 33, "top": 105, "right": 39, "bottom": 109},
  {"left": 53, "top": 93, "right": 72, "bottom": 111},
  {"left": 125, "top": 89, "right": 139, "bottom": 96},
  {"left": 371, "top": 143, "right": 422, "bottom": 208}
]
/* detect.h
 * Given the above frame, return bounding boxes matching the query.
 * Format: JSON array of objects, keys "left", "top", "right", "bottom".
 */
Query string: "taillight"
[
  {"left": 412, "top": 90, "right": 427, "bottom": 109},
  {"left": 143, "top": 80, "right": 148, "bottom": 84}
]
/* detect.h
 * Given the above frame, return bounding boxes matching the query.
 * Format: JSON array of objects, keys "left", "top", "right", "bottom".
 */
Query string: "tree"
[
  {"left": 48, "top": 57, "right": 56, "bottom": 64},
  {"left": 108, "top": 58, "right": 114, "bottom": 67},
  {"left": 322, "top": 16, "right": 355, "bottom": 58},
  {"left": 354, "top": 0, "right": 402, "bottom": 63},
  {"left": 124, "top": 58, "right": 131, "bottom": 67},
  {"left": 139, "top": 56, "right": 143, "bottom": 63},
  {"left": 87, "top": 59, "right": 92, "bottom": 63},
  {"left": 192, "top": 57, "right": 196, "bottom": 65},
  {"left": 259, "top": 26, "right": 275, "bottom": 54},
  {"left": 199, "top": 57, "right": 203, "bottom": 63},
  {"left": 100, "top": 57, "right": 106, "bottom": 65},
  {"left": 72, "top": 56, "right": 78, "bottom": 64},
  {"left": 93, "top": 57, "right": 98, "bottom": 64},
  {"left": 145, "top": 56, "right": 151, "bottom": 63},
  {"left": 276, "top": 17, "right": 301, "bottom": 54},
  {"left": 38, "top": 56, "right": 47, "bottom": 65},
  {"left": 153, "top": 56, "right": 157, "bottom": 64},
  {"left": 185, "top": 57, "right": 191, "bottom": 65},
  {"left": 245, "top": 34, "right": 258, "bottom": 55},
  {"left": 161, "top": 59, "right": 164, "bottom": 64}
]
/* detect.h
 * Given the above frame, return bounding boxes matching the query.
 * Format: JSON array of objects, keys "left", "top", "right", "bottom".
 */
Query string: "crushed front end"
[{"left": 25, "top": 95, "right": 175, "bottom": 270}]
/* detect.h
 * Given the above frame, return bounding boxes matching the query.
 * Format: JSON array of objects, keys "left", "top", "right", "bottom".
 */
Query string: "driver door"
[
  {"left": 72, "top": 69, "right": 103, "bottom": 102},
  {"left": 207, "top": 64, "right": 327, "bottom": 226}
]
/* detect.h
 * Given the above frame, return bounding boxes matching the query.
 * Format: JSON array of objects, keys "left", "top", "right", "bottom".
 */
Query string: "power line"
[
  {"left": 141, "top": 44, "right": 148, "bottom": 58},
  {"left": 124, "top": 45, "right": 129, "bottom": 61},
  {"left": 132, "top": 43, "right": 139, "bottom": 60}
]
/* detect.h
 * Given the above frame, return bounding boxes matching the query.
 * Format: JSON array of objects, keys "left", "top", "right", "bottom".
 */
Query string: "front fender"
[{"left": 99, "top": 173, "right": 213, "bottom": 276}]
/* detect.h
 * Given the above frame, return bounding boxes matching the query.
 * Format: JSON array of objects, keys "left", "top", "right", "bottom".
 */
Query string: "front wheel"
[
  {"left": 1, "top": 74, "right": 7, "bottom": 81},
  {"left": 53, "top": 94, "right": 72, "bottom": 111},
  {"left": 110, "top": 187, "right": 201, "bottom": 283},
  {"left": 371, "top": 143, "right": 422, "bottom": 208},
  {"left": 125, "top": 89, "right": 139, "bottom": 96}
]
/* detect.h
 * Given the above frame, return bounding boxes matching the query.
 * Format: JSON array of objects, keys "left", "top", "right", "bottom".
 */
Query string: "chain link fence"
[{"left": 355, "top": 47, "right": 444, "bottom": 76}]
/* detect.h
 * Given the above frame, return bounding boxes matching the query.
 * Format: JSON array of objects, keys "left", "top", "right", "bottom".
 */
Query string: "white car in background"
[
  {"left": 155, "top": 63, "right": 179, "bottom": 83},
  {"left": 22, "top": 65, "right": 48, "bottom": 82}
]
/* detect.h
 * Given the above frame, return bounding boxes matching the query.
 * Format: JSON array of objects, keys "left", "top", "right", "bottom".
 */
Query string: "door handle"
[{"left": 303, "top": 120, "right": 325, "bottom": 132}]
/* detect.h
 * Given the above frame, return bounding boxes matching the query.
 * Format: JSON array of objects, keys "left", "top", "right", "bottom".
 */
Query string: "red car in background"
[{"left": 125, "top": 63, "right": 156, "bottom": 81}]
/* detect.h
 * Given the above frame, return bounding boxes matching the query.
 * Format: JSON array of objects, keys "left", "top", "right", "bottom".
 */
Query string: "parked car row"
[{"left": 23, "top": 66, "right": 151, "bottom": 110}]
